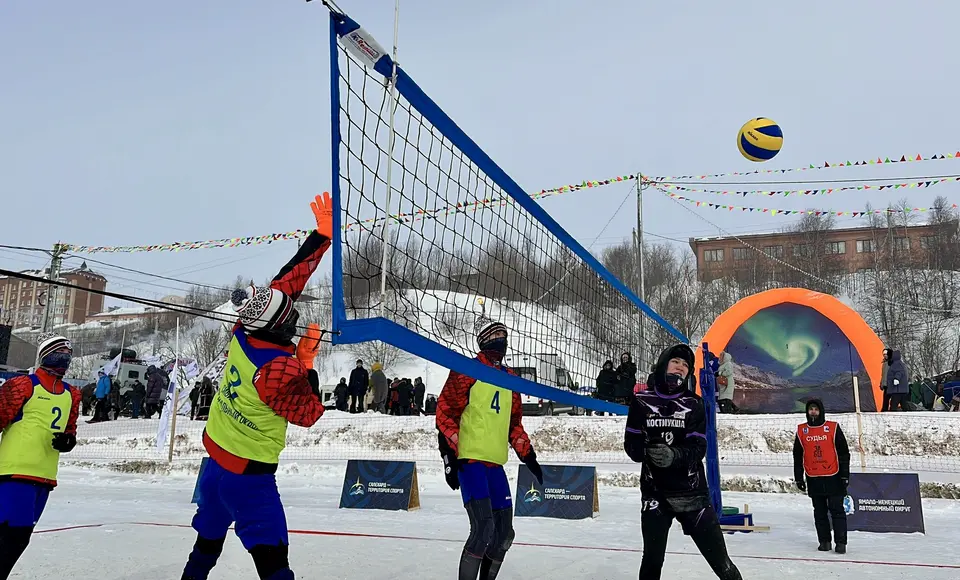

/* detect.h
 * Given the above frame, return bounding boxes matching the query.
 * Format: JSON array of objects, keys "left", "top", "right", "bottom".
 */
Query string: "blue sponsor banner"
[
  {"left": 339, "top": 460, "right": 420, "bottom": 511},
  {"left": 514, "top": 464, "right": 599, "bottom": 520},
  {"left": 844, "top": 472, "right": 924, "bottom": 533}
]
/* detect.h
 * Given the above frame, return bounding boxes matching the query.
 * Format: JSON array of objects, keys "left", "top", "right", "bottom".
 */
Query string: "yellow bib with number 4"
[{"left": 458, "top": 380, "right": 512, "bottom": 465}]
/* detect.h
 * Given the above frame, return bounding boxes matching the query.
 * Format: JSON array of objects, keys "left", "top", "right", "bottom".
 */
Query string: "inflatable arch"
[{"left": 695, "top": 288, "right": 885, "bottom": 413}]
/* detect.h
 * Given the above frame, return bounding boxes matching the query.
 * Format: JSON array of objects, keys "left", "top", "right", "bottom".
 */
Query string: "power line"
[{"left": 0, "top": 267, "right": 335, "bottom": 342}]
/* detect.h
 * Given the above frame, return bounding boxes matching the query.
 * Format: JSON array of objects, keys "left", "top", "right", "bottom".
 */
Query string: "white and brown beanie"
[
  {"left": 36, "top": 332, "right": 73, "bottom": 375},
  {"left": 231, "top": 285, "right": 295, "bottom": 331},
  {"left": 38, "top": 332, "right": 73, "bottom": 360},
  {"left": 475, "top": 315, "right": 507, "bottom": 349}
]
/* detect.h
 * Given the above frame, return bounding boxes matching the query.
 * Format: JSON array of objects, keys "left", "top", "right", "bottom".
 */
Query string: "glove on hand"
[
  {"left": 522, "top": 450, "right": 544, "bottom": 484},
  {"left": 307, "top": 369, "right": 322, "bottom": 399},
  {"left": 645, "top": 444, "right": 679, "bottom": 468},
  {"left": 310, "top": 192, "right": 334, "bottom": 240},
  {"left": 796, "top": 478, "right": 807, "bottom": 492},
  {"left": 296, "top": 323, "right": 322, "bottom": 370},
  {"left": 841, "top": 477, "right": 849, "bottom": 491},
  {"left": 438, "top": 432, "right": 460, "bottom": 491},
  {"left": 52, "top": 432, "right": 77, "bottom": 453}
]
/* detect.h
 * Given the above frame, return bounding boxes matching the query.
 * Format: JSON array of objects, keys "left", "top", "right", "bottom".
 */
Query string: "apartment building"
[{"left": 0, "top": 263, "right": 107, "bottom": 327}]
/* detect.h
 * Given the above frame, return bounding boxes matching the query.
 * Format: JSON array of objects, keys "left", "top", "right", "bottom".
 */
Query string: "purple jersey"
[{"left": 624, "top": 389, "right": 708, "bottom": 500}]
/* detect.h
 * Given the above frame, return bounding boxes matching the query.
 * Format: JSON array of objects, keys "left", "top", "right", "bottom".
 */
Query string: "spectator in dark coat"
[
  {"left": 879, "top": 348, "right": 892, "bottom": 411},
  {"left": 886, "top": 350, "right": 909, "bottom": 411},
  {"left": 348, "top": 359, "right": 369, "bottom": 413},
  {"left": 413, "top": 377, "right": 426, "bottom": 414},
  {"left": 614, "top": 352, "right": 637, "bottom": 403},
  {"left": 130, "top": 380, "right": 146, "bottom": 419},
  {"left": 145, "top": 365, "right": 165, "bottom": 419},
  {"left": 593, "top": 360, "right": 618, "bottom": 416},
  {"left": 424, "top": 394, "right": 437, "bottom": 415},
  {"left": 370, "top": 363, "right": 388, "bottom": 413},
  {"left": 189, "top": 381, "right": 202, "bottom": 420},
  {"left": 81, "top": 382, "right": 96, "bottom": 416},
  {"left": 196, "top": 376, "right": 214, "bottom": 420},
  {"left": 334, "top": 377, "right": 349, "bottom": 412},
  {"left": 396, "top": 378, "right": 414, "bottom": 416}
]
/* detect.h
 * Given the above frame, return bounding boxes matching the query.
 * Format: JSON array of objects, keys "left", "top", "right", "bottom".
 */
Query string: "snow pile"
[{"left": 69, "top": 411, "right": 960, "bottom": 475}]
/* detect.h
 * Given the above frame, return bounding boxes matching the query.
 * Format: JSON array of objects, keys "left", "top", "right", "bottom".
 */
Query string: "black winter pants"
[
  {"left": 887, "top": 393, "right": 905, "bottom": 411},
  {"left": 811, "top": 495, "right": 847, "bottom": 545},
  {"left": 638, "top": 505, "right": 741, "bottom": 580}
]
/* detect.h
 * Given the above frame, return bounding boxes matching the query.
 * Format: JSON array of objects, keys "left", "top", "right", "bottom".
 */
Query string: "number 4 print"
[{"left": 490, "top": 391, "right": 501, "bottom": 414}]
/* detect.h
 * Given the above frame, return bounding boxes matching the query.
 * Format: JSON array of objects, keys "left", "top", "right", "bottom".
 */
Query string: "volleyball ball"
[{"left": 737, "top": 117, "right": 783, "bottom": 162}]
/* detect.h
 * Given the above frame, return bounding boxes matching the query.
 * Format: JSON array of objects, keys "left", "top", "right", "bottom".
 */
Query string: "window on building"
[
  {"left": 893, "top": 237, "right": 910, "bottom": 252},
  {"left": 703, "top": 249, "right": 724, "bottom": 262},
  {"left": 920, "top": 236, "right": 938, "bottom": 249},
  {"left": 856, "top": 239, "right": 874, "bottom": 253},
  {"left": 762, "top": 245, "right": 784, "bottom": 258},
  {"left": 732, "top": 247, "right": 750, "bottom": 261},
  {"left": 824, "top": 241, "right": 846, "bottom": 255},
  {"left": 792, "top": 243, "right": 813, "bottom": 257}
]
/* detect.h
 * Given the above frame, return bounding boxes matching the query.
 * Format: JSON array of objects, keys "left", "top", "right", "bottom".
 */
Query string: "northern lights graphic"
[{"left": 724, "top": 302, "right": 872, "bottom": 413}]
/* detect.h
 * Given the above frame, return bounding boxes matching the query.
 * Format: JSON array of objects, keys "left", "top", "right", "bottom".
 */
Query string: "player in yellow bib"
[
  {"left": 0, "top": 333, "right": 81, "bottom": 579},
  {"left": 436, "top": 316, "right": 542, "bottom": 580}
]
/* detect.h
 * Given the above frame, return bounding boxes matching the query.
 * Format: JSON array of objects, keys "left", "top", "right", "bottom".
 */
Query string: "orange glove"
[
  {"left": 296, "top": 323, "right": 322, "bottom": 370},
  {"left": 310, "top": 192, "right": 333, "bottom": 240}
]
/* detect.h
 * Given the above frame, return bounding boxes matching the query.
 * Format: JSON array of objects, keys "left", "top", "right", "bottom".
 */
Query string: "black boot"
[
  {"left": 835, "top": 543, "right": 846, "bottom": 554},
  {"left": 479, "top": 555, "right": 503, "bottom": 579},
  {"left": 459, "top": 550, "right": 483, "bottom": 580},
  {"left": 817, "top": 541, "right": 831, "bottom": 552}
]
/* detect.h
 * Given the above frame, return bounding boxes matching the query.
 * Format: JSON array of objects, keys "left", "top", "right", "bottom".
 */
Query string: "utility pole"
[
  {"left": 636, "top": 176, "right": 646, "bottom": 370},
  {"left": 39, "top": 243, "right": 67, "bottom": 333}
]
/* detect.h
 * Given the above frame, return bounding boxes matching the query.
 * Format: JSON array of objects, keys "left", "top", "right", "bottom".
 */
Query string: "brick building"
[
  {"left": 0, "top": 263, "right": 107, "bottom": 327},
  {"left": 689, "top": 222, "right": 960, "bottom": 282}
]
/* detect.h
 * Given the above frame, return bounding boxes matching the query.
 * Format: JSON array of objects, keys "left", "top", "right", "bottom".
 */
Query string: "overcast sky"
[{"left": 2, "top": 0, "right": 957, "bottom": 308}]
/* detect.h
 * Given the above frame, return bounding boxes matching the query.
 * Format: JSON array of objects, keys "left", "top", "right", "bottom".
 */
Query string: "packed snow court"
[{"left": 11, "top": 467, "right": 960, "bottom": 579}]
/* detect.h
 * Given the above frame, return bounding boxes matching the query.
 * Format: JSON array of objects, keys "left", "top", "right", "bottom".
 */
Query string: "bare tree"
[
  {"left": 351, "top": 340, "right": 412, "bottom": 371},
  {"left": 188, "top": 326, "right": 228, "bottom": 369}
]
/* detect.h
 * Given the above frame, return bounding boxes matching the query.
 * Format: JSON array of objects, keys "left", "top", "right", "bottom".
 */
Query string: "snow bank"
[{"left": 70, "top": 410, "right": 960, "bottom": 475}]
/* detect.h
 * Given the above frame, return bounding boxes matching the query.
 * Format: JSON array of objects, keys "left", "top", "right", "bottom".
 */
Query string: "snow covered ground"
[
  {"left": 69, "top": 411, "right": 960, "bottom": 477},
  {"left": 12, "top": 466, "right": 960, "bottom": 579}
]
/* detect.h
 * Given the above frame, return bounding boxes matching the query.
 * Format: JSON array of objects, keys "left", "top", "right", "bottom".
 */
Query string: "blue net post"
[{"left": 700, "top": 342, "right": 723, "bottom": 516}]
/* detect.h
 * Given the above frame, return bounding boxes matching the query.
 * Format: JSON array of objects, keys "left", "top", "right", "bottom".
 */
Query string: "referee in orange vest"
[{"left": 793, "top": 398, "right": 851, "bottom": 554}]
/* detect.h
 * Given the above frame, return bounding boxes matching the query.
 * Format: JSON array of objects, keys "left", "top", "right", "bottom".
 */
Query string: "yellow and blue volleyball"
[{"left": 737, "top": 117, "right": 783, "bottom": 162}]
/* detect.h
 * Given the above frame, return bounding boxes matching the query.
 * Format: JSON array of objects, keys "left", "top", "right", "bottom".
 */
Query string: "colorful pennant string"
[
  {"left": 652, "top": 176, "right": 960, "bottom": 198},
  {"left": 649, "top": 151, "right": 960, "bottom": 181},
  {"left": 653, "top": 185, "right": 959, "bottom": 217},
  {"left": 64, "top": 149, "right": 960, "bottom": 253}
]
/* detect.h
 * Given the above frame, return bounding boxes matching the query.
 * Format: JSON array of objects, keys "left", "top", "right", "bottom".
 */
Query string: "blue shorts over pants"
[
  {"left": 0, "top": 481, "right": 50, "bottom": 528},
  {"left": 190, "top": 457, "right": 288, "bottom": 550},
  {"left": 458, "top": 462, "right": 512, "bottom": 510}
]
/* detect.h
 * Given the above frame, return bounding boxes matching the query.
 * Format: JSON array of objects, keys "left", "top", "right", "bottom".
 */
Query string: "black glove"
[
  {"left": 796, "top": 478, "right": 807, "bottom": 492},
  {"left": 438, "top": 432, "right": 460, "bottom": 490},
  {"left": 645, "top": 444, "right": 679, "bottom": 468},
  {"left": 522, "top": 450, "right": 544, "bottom": 484},
  {"left": 307, "top": 369, "right": 321, "bottom": 399},
  {"left": 841, "top": 477, "right": 849, "bottom": 492},
  {"left": 52, "top": 432, "right": 77, "bottom": 453}
]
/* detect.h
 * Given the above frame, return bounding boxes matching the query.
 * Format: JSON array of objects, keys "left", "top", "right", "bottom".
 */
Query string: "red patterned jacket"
[
  {"left": 0, "top": 368, "right": 82, "bottom": 488},
  {"left": 203, "top": 231, "right": 330, "bottom": 474},
  {"left": 435, "top": 352, "right": 533, "bottom": 462}
]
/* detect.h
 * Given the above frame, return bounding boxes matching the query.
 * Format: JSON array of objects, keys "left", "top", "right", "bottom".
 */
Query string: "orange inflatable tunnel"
[{"left": 695, "top": 288, "right": 884, "bottom": 413}]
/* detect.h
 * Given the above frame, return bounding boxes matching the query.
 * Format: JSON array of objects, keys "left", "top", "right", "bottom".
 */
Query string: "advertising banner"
[
  {"left": 338, "top": 460, "right": 420, "bottom": 511},
  {"left": 514, "top": 464, "right": 598, "bottom": 520}
]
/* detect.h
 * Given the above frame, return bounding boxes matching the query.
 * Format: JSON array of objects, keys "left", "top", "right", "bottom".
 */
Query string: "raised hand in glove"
[
  {"left": 310, "top": 192, "right": 333, "bottom": 240},
  {"left": 438, "top": 432, "right": 460, "bottom": 491},
  {"left": 52, "top": 432, "right": 77, "bottom": 453},
  {"left": 796, "top": 478, "right": 807, "bottom": 493},
  {"left": 645, "top": 444, "right": 679, "bottom": 468},
  {"left": 522, "top": 450, "right": 544, "bottom": 484},
  {"left": 296, "top": 323, "right": 322, "bottom": 370}
]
